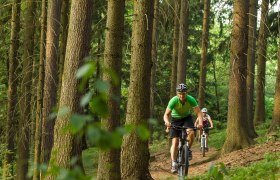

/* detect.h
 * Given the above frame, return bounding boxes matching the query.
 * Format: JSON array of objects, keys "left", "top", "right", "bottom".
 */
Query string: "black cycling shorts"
[
  {"left": 169, "top": 115, "right": 194, "bottom": 139},
  {"left": 203, "top": 126, "right": 210, "bottom": 134}
]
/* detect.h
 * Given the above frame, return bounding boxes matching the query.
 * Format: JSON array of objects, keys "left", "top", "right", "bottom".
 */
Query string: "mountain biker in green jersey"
[{"left": 163, "top": 83, "right": 203, "bottom": 173}]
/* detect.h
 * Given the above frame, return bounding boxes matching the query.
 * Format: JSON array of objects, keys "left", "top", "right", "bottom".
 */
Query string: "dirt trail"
[{"left": 149, "top": 140, "right": 280, "bottom": 180}]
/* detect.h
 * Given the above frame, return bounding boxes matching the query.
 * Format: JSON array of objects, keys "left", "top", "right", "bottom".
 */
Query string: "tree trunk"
[
  {"left": 58, "top": 0, "right": 70, "bottom": 99},
  {"left": 246, "top": 0, "right": 258, "bottom": 138},
  {"left": 97, "top": 0, "right": 125, "bottom": 179},
  {"left": 3, "top": 0, "right": 21, "bottom": 178},
  {"left": 212, "top": 59, "right": 220, "bottom": 115},
  {"left": 254, "top": 0, "right": 269, "bottom": 124},
  {"left": 16, "top": 0, "right": 37, "bottom": 179},
  {"left": 120, "top": 0, "right": 154, "bottom": 179},
  {"left": 268, "top": 37, "right": 280, "bottom": 133},
  {"left": 33, "top": 0, "right": 47, "bottom": 179},
  {"left": 222, "top": 0, "right": 253, "bottom": 154},
  {"left": 198, "top": 0, "right": 210, "bottom": 108},
  {"left": 149, "top": 0, "right": 159, "bottom": 143},
  {"left": 170, "top": 0, "right": 180, "bottom": 97},
  {"left": 176, "top": 0, "right": 189, "bottom": 84},
  {"left": 41, "top": 0, "right": 61, "bottom": 166},
  {"left": 45, "top": 0, "right": 93, "bottom": 178}
]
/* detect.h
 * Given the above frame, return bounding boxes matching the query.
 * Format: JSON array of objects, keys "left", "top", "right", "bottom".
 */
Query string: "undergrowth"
[
  {"left": 149, "top": 119, "right": 280, "bottom": 180},
  {"left": 189, "top": 152, "right": 280, "bottom": 180}
]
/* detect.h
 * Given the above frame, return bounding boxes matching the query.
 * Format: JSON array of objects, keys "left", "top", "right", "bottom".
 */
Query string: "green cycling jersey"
[{"left": 167, "top": 95, "right": 198, "bottom": 119}]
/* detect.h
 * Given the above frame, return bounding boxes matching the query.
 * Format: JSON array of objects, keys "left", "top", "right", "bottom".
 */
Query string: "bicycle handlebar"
[
  {"left": 201, "top": 127, "right": 213, "bottom": 130},
  {"left": 171, "top": 125, "right": 197, "bottom": 130}
]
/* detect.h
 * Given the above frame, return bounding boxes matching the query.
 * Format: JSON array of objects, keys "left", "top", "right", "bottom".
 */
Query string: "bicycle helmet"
[
  {"left": 201, "top": 108, "right": 207, "bottom": 113},
  {"left": 176, "top": 83, "right": 187, "bottom": 92}
]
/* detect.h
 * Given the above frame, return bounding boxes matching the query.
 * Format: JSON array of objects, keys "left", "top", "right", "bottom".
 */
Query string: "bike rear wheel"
[
  {"left": 201, "top": 136, "right": 206, "bottom": 157},
  {"left": 178, "top": 144, "right": 189, "bottom": 178}
]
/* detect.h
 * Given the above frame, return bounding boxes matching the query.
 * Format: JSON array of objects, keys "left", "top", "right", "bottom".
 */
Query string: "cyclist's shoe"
[
  {"left": 206, "top": 147, "right": 209, "bottom": 152},
  {"left": 188, "top": 150, "right": 192, "bottom": 160},
  {"left": 171, "top": 161, "right": 178, "bottom": 173}
]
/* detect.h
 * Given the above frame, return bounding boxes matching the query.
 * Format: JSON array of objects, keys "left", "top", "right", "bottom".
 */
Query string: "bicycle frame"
[
  {"left": 172, "top": 125, "right": 196, "bottom": 178},
  {"left": 200, "top": 127, "right": 212, "bottom": 157},
  {"left": 201, "top": 127, "right": 207, "bottom": 157}
]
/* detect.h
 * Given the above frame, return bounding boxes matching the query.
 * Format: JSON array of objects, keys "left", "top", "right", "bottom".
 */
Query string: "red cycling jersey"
[{"left": 202, "top": 114, "right": 210, "bottom": 127}]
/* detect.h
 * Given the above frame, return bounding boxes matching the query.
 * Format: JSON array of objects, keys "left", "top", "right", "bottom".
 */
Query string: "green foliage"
[
  {"left": 208, "top": 128, "right": 226, "bottom": 150},
  {"left": 56, "top": 166, "right": 91, "bottom": 180},
  {"left": 89, "top": 95, "right": 108, "bottom": 118},
  {"left": 76, "top": 61, "right": 97, "bottom": 91},
  {"left": 86, "top": 125, "right": 123, "bottom": 150},
  {"left": 0, "top": 144, "right": 5, "bottom": 176},
  {"left": 82, "top": 148, "right": 98, "bottom": 176},
  {"left": 136, "top": 125, "right": 151, "bottom": 140},
  {"left": 149, "top": 139, "right": 168, "bottom": 154},
  {"left": 254, "top": 119, "right": 280, "bottom": 144},
  {"left": 189, "top": 152, "right": 280, "bottom": 180},
  {"left": 189, "top": 162, "right": 228, "bottom": 180},
  {"left": 70, "top": 114, "right": 92, "bottom": 134},
  {"left": 40, "top": 157, "right": 91, "bottom": 180},
  {"left": 0, "top": 144, "right": 15, "bottom": 179},
  {"left": 208, "top": 162, "right": 228, "bottom": 180}
]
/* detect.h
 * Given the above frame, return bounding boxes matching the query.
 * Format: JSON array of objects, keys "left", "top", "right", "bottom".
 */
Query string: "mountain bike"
[
  {"left": 171, "top": 125, "right": 196, "bottom": 179},
  {"left": 200, "top": 127, "right": 212, "bottom": 157}
]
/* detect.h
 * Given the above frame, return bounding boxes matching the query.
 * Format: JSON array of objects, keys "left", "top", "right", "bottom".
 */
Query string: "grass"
[
  {"left": 189, "top": 152, "right": 280, "bottom": 180},
  {"left": 226, "top": 152, "right": 280, "bottom": 180}
]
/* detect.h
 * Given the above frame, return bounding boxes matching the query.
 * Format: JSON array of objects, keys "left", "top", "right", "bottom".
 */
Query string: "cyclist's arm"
[
  {"left": 194, "top": 118, "right": 199, "bottom": 127},
  {"left": 163, "top": 108, "right": 172, "bottom": 127},
  {"left": 194, "top": 106, "right": 203, "bottom": 128},
  {"left": 208, "top": 115, "right": 214, "bottom": 128}
]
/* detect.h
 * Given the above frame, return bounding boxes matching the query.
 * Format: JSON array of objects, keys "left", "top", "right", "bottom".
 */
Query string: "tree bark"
[
  {"left": 41, "top": 0, "right": 61, "bottom": 166},
  {"left": 149, "top": 0, "right": 159, "bottom": 143},
  {"left": 254, "top": 0, "right": 269, "bottom": 124},
  {"left": 176, "top": 0, "right": 189, "bottom": 84},
  {"left": 120, "top": 0, "right": 154, "bottom": 179},
  {"left": 58, "top": 0, "right": 70, "bottom": 99},
  {"left": 3, "top": 0, "right": 21, "bottom": 178},
  {"left": 198, "top": 0, "right": 210, "bottom": 108},
  {"left": 170, "top": 0, "right": 180, "bottom": 97},
  {"left": 268, "top": 37, "right": 280, "bottom": 133},
  {"left": 97, "top": 0, "right": 125, "bottom": 179},
  {"left": 16, "top": 0, "right": 37, "bottom": 179},
  {"left": 246, "top": 0, "right": 258, "bottom": 138},
  {"left": 222, "top": 0, "right": 253, "bottom": 154},
  {"left": 45, "top": 0, "right": 93, "bottom": 178},
  {"left": 33, "top": 0, "right": 47, "bottom": 179},
  {"left": 212, "top": 59, "right": 220, "bottom": 115}
]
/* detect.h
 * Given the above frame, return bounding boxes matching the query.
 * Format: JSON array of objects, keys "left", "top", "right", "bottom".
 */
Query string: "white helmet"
[{"left": 201, "top": 108, "right": 207, "bottom": 113}]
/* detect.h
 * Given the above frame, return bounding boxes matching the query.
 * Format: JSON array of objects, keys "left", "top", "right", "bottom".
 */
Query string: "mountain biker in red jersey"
[
  {"left": 195, "top": 108, "right": 213, "bottom": 151},
  {"left": 163, "top": 83, "right": 203, "bottom": 173}
]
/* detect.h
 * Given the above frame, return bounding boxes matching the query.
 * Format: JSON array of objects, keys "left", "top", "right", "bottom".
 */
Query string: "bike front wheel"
[{"left": 178, "top": 144, "right": 189, "bottom": 178}]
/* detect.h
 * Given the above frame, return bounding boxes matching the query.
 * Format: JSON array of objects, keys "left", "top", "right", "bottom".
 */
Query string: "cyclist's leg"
[
  {"left": 169, "top": 120, "right": 180, "bottom": 162},
  {"left": 183, "top": 115, "right": 195, "bottom": 148},
  {"left": 169, "top": 122, "right": 180, "bottom": 172},
  {"left": 187, "top": 129, "right": 195, "bottom": 148},
  {"left": 205, "top": 129, "right": 210, "bottom": 149},
  {"left": 170, "top": 137, "right": 179, "bottom": 161},
  {"left": 196, "top": 129, "right": 201, "bottom": 142}
]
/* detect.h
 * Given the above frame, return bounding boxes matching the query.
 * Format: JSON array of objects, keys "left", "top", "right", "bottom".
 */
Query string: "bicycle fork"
[{"left": 201, "top": 134, "right": 206, "bottom": 148}]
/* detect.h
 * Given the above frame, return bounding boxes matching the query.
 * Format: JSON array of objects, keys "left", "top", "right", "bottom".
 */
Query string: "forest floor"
[{"left": 149, "top": 140, "right": 280, "bottom": 179}]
